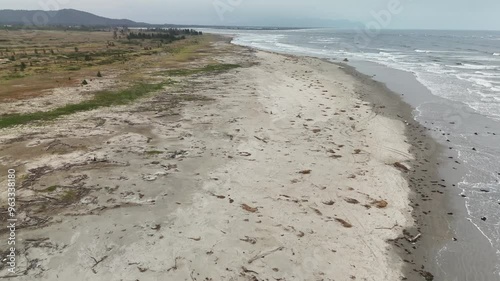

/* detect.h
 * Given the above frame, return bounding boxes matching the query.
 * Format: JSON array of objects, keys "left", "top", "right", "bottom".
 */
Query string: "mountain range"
[
  {"left": 0, "top": 9, "right": 149, "bottom": 27},
  {"left": 0, "top": 9, "right": 362, "bottom": 29}
]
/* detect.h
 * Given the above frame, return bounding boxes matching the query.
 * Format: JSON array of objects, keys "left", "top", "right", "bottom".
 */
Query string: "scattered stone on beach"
[
  {"left": 481, "top": 217, "right": 487, "bottom": 221},
  {"left": 143, "top": 174, "right": 158, "bottom": 181},
  {"left": 322, "top": 200, "right": 335, "bottom": 206},
  {"left": 209, "top": 192, "right": 226, "bottom": 199},
  {"left": 372, "top": 200, "right": 388, "bottom": 209},
  {"left": 418, "top": 270, "right": 435, "bottom": 281},
  {"left": 311, "top": 207, "right": 323, "bottom": 216},
  {"left": 239, "top": 152, "right": 252, "bottom": 157},
  {"left": 335, "top": 218, "right": 353, "bottom": 228},
  {"left": 343, "top": 58, "right": 349, "bottom": 62},
  {"left": 241, "top": 204, "right": 258, "bottom": 213},
  {"left": 298, "top": 169, "right": 312, "bottom": 174},
  {"left": 345, "top": 198, "right": 360, "bottom": 204},
  {"left": 394, "top": 162, "right": 410, "bottom": 172},
  {"left": 240, "top": 236, "right": 257, "bottom": 244}
]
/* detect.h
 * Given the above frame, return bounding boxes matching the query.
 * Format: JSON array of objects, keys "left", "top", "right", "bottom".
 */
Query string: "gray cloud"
[{"left": 0, "top": 0, "right": 499, "bottom": 30}]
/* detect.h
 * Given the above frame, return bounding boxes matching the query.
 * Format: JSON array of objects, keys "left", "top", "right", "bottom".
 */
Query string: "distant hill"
[
  {"left": 0, "top": 9, "right": 360, "bottom": 29},
  {"left": 0, "top": 9, "right": 150, "bottom": 27}
]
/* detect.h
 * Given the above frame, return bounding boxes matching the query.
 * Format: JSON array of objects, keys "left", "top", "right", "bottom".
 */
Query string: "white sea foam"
[
  {"left": 310, "top": 38, "right": 340, "bottom": 43},
  {"left": 230, "top": 30, "right": 500, "bottom": 123},
  {"left": 474, "top": 71, "right": 500, "bottom": 78},
  {"left": 449, "top": 64, "right": 499, "bottom": 70}
]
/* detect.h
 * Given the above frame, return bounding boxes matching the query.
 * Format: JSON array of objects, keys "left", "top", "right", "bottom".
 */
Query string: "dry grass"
[
  {"left": 0, "top": 30, "right": 216, "bottom": 102},
  {"left": 0, "top": 81, "right": 172, "bottom": 128},
  {"left": 0, "top": 30, "right": 234, "bottom": 128}
]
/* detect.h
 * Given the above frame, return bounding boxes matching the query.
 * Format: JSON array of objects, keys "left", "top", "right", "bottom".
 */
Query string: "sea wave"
[{"left": 449, "top": 64, "right": 499, "bottom": 70}]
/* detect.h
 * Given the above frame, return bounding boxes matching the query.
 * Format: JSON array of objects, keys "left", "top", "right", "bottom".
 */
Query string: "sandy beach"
[{"left": 1, "top": 38, "right": 428, "bottom": 280}]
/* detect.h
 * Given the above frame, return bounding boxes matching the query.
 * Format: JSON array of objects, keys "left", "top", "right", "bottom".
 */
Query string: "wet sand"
[{"left": 348, "top": 61, "right": 500, "bottom": 280}]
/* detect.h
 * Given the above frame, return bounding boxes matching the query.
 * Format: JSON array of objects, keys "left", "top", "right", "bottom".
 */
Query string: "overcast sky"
[{"left": 1, "top": 0, "right": 499, "bottom": 30}]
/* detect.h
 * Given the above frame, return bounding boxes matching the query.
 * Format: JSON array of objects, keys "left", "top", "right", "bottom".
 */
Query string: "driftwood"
[
  {"left": 406, "top": 233, "right": 422, "bottom": 243},
  {"left": 248, "top": 246, "right": 284, "bottom": 264},
  {"left": 254, "top": 136, "right": 268, "bottom": 143},
  {"left": 241, "top": 266, "right": 259, "bottom": 274},
  {"left": 91, "top": 255, "right": 108, "bottom": 273}
]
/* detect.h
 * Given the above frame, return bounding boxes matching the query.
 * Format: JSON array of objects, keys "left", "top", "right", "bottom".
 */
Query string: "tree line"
[{"left": 126, "top": 28, "right": 202, "bottom": 41}]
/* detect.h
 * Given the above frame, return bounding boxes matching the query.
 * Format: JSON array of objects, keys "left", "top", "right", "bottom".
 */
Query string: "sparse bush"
[
  {"left": 97, "top": 71, "right": 102, "bottom": 77},
  {"left": 9, "top": 55, "right": 15, "bottom": 61},
  {"left": 0, "top": 81, "right": 171, "bottom": 129},
  {"left": 82, "top": 79, "right": 88, "bottom": 85},
  {"left": 20, "top": 62, "right": 26, "bottom": 71},
  {"left": 45, "top": 185, "right": 58, "bottom": 192}
]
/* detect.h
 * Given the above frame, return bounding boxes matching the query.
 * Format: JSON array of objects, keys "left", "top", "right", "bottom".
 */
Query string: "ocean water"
[{"left": 204, "top": 28, "right": 500, "bottom": 277}]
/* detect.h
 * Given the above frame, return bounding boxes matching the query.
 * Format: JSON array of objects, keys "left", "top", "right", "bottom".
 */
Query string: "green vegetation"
[
  {"left": 3, "top": 72, "right": 25, "bottom": 80},
  {"left": 42, "top": 185, "right": 59, "bottom": 192},
  {"left": 61, "top": 190, "right": 77, "bottom": 203},
  {"left": 66, "top": 66, "right": 81, "bottom": 71},
  {"left": 127, "top": 28, "right": 202, "bottom": 42},
  {"left": 170, "top": 94, "right": 213, "bottom": 102},
  {"left": 0, "top": 81, "right": 172, "bottom": 129},
  {"left": 145, "top": 150, "right": 164, "bottom": 155},
  {"left": 161, "top": 64, "right": 241, "bottom": 76}
]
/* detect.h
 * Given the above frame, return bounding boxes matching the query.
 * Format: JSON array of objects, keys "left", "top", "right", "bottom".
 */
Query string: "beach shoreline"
[
  {"left": 1, "top": 36, "right": 441, "bottom": 280},
  {"left": 347, "top": 59, "right": 500, "bottom": 280},
  {"left": 232, "top": 37, "right": 451, "bottom": 280},
  {"left": 337, "top": 63, "right": 450, "bottom": 281}
]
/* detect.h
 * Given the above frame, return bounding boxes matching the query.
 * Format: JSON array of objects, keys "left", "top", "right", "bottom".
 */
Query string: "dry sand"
[{"left": 1, "top": 42, "right": 417, "bottom": 280}]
